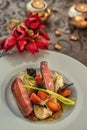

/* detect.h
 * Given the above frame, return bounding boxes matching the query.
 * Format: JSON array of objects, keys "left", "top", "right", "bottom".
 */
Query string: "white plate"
[{"left": 0, "top": 50, "right": 87, "bottom": 130}]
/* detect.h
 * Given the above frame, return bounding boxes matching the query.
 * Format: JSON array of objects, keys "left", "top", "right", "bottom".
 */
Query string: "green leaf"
[{"left": 16, "top": 23, "right": 21, "bottom": 27}]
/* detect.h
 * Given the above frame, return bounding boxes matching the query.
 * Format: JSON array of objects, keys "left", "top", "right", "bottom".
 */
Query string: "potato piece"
[{"left": 34, "top": 105, "right": 52, "bottom": 120}]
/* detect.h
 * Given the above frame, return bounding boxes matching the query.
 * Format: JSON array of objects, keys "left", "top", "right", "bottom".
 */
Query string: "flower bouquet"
[{"left": 0, "top": 13, "right": 50, "bottom": 54}]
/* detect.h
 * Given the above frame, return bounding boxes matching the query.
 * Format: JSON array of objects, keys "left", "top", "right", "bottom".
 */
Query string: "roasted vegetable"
[
  {"left": 30, "top": 93, "right": 41, "bottom": 104},
  {"left": 59, "top": 88, "right": 71, "bottom": 97},
  {"left": 23, "top": 85, "right": 75, "bottom": 105},
  {"left": 34, "top": 105, "right": 52, "bottom": 120},
  {"left": 46, "top": 100, "right": 61, "bottom": 112},
  {"left": 35, "top": 73, "right": 43, "bottom": 85},
  {"left": 37, "top": 90, "right": 48, "bottom": 100}
]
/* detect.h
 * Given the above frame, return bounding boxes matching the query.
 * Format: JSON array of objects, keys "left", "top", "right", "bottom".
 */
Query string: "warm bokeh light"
[
  {"left": 32, "top": 0, "right": 45, "bottom": 9},
  {"left": 75, "top": 16, "right": 82, "bottom": 22},
  {"left": 75, "top": 4, "right": 87, "bottom": 12}
]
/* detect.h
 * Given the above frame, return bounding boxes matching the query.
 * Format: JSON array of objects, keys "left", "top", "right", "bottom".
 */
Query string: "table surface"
[{"left": 0, "top": 0, "right": 87, "bottom": 66}]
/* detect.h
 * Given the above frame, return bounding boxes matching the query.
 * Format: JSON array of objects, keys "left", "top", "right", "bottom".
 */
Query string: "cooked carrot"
[
  {"left": 48, "top": 96, "right": 57, "bottom": 103},
  {"left": 46, "top": 100, "right": 61, "bottom": 112},
  {"left": 37, "top": 90, "right": 48, "bottom": 100},
  {"left": 35, "top": 73, "right": 43, "bottom": 84},
  {"left": 59, "top": 88, "right": 71, "bottom": 97},
  {"left": 36, "top": 73, "right": 42, "bottom": 77},
  {"left": 30, "top": 93, "right": 41, "bottom": 104}
]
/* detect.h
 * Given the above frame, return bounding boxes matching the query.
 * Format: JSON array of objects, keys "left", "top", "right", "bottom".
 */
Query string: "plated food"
[{"left": 11, "top": 61, "right": 75, "bottom": 122}]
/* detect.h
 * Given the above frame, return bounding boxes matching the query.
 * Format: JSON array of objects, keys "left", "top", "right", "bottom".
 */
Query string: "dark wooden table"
[{"left": 0, "top": 0, "right": 87, "bottom": 66}]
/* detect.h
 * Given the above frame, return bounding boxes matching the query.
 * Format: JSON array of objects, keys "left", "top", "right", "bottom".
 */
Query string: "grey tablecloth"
[{"left": 0, "top": 0, "right": 87, "bottom": 66}]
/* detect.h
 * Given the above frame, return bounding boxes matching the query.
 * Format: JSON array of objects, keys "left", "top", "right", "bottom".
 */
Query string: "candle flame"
[
  {"left": 32, "top": 0, "right": 44, "bottom": 9},
  {"left": 36, "top": 1, "right": 41, "bottom": 5},
  {"left": 80, "top": 5, "right": 85, "bottom": 10},
  {"left": 33, "top": 0, "right": 43, "bottom": 6},
  {"left": 75, "top": 16, "right": 83, "bottom": 22},
  {"left": 75, "top": 3, "right": 87, "bottom": 12}
]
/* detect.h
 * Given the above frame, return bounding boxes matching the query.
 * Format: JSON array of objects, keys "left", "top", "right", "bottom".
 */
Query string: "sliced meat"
[
  {"left": 40, "top": 61, "right": 54, "bottom": 91},
  {"left": 11, "top": 78, "right": 33, "bottom": 117}
]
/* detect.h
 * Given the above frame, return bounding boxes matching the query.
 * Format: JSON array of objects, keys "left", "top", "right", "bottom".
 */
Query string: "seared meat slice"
[
  {"left": 40, "top": 61, "right": 54, "bottom": 91},
  {"left": 11, "top": 78, "right": 33, "bottom": 117}
]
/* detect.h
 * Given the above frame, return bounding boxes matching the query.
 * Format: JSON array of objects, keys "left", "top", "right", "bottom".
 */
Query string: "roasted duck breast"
[
  {"left": 11, "top": 78, "right": 33, "bottom": 117},
  {"left": 40, "top": 61, "right": 54, "bottom": 91}
]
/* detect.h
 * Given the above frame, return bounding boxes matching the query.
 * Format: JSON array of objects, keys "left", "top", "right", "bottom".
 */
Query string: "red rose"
[
  {"left": 24, "top": 13, "right": 45, "bottom": 29},
  {"left": 25, "top": 41, "right": 38, "bottom": 54},
  {"left": 12, "top": 26, "right": 26, "bottom": 40}
]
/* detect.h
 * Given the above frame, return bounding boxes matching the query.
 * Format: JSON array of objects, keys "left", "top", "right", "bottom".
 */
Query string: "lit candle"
[
  {"left": 25, "top": 0, "right": 50, "bottom": 21},
  {"left": 75, "top": 3, "right": 87, "bottom": 13},
  {"left": 68, "top": 3, "right": 87, "bottom": 28},
  {"left": 74, "top": 16, "right": 82, "bottom": 21},
  {"left": 32, "top": 0, "right": 45, "bottom": 9}
]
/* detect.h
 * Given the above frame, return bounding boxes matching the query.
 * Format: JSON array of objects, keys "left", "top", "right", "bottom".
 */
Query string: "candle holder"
[
  {"left": 68, "top": 3, "right": 87, "bottom": 28},
  {"left": 25, "top": 0, "right": 51, "bottom": 22}
]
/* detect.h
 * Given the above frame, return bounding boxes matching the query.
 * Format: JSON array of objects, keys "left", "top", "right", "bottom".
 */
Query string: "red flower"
[
  {"left": 26, "top": 30, "right": 39, "bottom": 39},
  {"left": 25, "top": 41, "right": 38, "bottom": 54},
  {"left": 0, "top": 38, "right": 7, "bottom": 50},
  {"left": 39, "top": 29, "right": 50, "bottom": 40},
  {"left": 0, "top": 36, "right": 16, "bottom": 51},
  {"left": 0, "top": 13, "right": 50, "bottom": 54},
  {"left": 36, "top": 36, "right": 49, "bottom": 49},
  {"left": 24, "top": 13, "right": 45, "bottom": 29},
  {"left": 12, "top": 26, "right": 26, "bottom": 40},
  {"left": 17, "top": 39, "right": 27, "bottom": 52}
]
